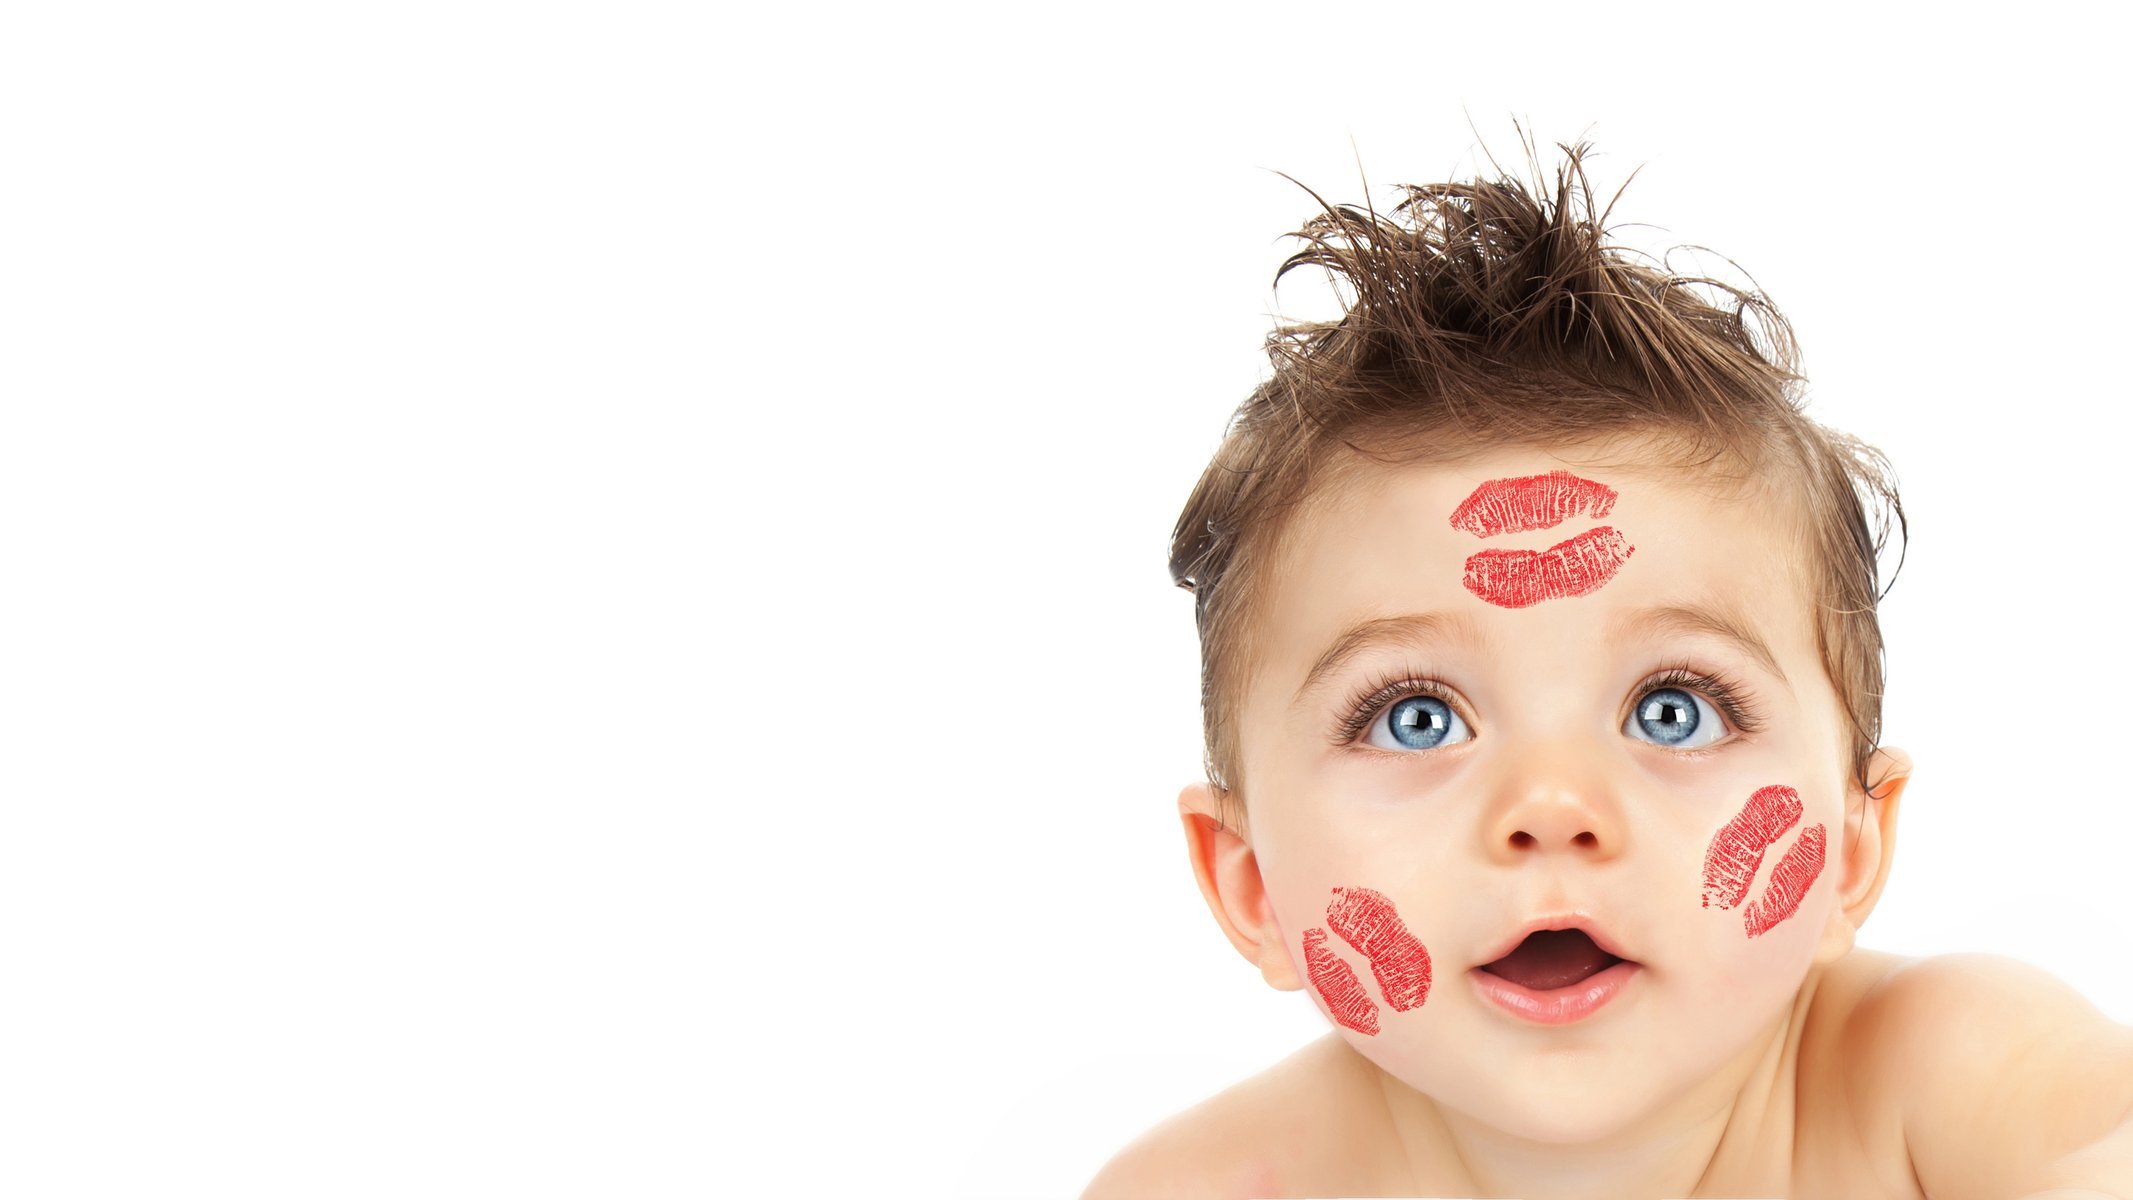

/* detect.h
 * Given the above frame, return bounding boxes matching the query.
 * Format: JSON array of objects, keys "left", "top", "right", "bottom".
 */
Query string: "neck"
[{"left": 1366, "top": 967, "right": 1823, "bottom": 1199}]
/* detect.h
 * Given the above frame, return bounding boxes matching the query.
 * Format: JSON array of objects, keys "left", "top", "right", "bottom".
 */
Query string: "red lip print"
[
  {"left": 1702, "top": 785, "right": 1802, "bottom": 909},
  {"left": 1448, "top": 469, "right": 1621, "bottom": 537},
  {"left": 1701, "top": 784, "right": 1827, "bottom": 938},
  {"left": 1303, "top": 886, "right": 1433, "bottom": 1036},
  {"left": 1460, "top": 526, "right": 1636, "bottom": 608},
  {"left": 1326, "top": 887, "right": 1433, "bottom": 1010},
  {"left": 1450, "top": 472, "right": 1636, "bottom": 608},
  {"left": 1303, "top": 928, "right": 1380, "bottom": 1035},
  {"left": 1741, "top": 824, "right": 1826, "bottom": 938}
]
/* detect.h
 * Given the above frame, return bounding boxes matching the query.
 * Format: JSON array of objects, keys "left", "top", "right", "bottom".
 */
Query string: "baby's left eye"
[{"left": 1625, "top": 686, "right": 1727, "bottom": 750}]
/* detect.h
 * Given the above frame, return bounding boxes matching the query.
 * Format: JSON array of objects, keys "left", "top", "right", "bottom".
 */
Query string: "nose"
[{"left": 1484, "top": 747, "right": 1626, "bottom": 864}]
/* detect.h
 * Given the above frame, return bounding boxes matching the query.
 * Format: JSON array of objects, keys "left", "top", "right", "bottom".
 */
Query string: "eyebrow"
[
  {"left": 1292, "top": 599, "right": 1788, "bottom": 706},
  {"left": 1610, "top": 601, "right": 1789, "bottom": 687},
  {"left": 1293, "top": 610, "right": 1492, "bottom": 706}
]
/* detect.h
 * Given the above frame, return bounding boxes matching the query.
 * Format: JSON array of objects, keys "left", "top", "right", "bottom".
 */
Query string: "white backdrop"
[{"left": 4, "top": 3, "right": 2125, "bottom": 1197}]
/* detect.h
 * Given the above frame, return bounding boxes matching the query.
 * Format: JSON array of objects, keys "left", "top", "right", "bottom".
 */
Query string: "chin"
[
  {"left": 1460, "top": 1074, "right": 1658, "bottom": 1146},
  {"left": 1364, "top": 1042, "right": 1662, "bottom": 1147}
]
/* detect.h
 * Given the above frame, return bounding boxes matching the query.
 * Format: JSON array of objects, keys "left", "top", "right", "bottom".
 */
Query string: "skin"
[{"left": 1084, "top": 437, "right": 2133, "bottom": 1199}]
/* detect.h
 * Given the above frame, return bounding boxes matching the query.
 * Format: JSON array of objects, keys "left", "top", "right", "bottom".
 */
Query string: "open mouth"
[{"left": 1476, "top": 928, "right": 1628, "bottom": 992}]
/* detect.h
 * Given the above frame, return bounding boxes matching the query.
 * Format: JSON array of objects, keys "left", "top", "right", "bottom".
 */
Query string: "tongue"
[{"left": 1482, "top": 929, "right": 1622, "bottom": 991}]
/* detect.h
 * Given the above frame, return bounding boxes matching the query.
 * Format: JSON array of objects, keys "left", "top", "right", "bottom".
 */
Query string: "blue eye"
[
  {"left": 1627, "top": 686, "right": 1726, "bottom": 750},
  {"left": 1365, "top": 694, "right": 1472, "bottom": 752}
]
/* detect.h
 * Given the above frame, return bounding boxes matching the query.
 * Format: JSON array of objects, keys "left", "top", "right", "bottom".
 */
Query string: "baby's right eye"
[{"left": 1364, "top": 694, "right": 1474, "bottom": 752}]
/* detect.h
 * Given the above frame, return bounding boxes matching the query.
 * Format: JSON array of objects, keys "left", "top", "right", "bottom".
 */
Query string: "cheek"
[{"left": 1698, "top": 783, "right": 1829, "bottom": 940}]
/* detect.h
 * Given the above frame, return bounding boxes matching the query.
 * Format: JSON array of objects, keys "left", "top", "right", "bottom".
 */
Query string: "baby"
[{"left": 1081, "top": 146, "right": 2133, "bottom": 1199}]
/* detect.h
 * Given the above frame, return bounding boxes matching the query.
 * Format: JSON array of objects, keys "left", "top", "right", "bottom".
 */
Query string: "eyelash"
[{"left": 1329, "top": 663, "right": 1766, "bottom": 749}]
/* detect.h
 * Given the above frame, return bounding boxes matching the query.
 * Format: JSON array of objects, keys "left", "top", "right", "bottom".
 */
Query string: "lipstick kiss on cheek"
[
  {"left": 1302, "top": 887, "right": 1434, "bottom": 1036},
  {"left": 1700, "top": 784, "right": 1828, "bottom": 938},
  {"left": 1742, "top": 826, "right": 1826, "bottom": 938},
  {"left": 1304, "top": 929, "right": 1381, "bottom": 1035}
]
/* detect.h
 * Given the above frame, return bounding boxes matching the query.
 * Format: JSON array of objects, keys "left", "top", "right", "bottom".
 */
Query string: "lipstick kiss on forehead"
[{"left": 1449, "top": 469, "right": 1637, "bottom": 608}]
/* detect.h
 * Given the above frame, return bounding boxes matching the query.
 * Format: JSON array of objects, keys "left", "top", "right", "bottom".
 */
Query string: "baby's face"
[{"left": 1234, "top": 438, "right": 1870, "bottom": 1140}]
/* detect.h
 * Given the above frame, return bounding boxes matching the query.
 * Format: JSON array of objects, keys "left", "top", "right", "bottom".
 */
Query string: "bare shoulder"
[
  {"left": 1079, "top": 1035, "right": 1400, "bottom": 1200},
  {"left": 1786, "top": 947, "right": 1922, "bottom": 1183},
  {"left": 1836, "top": 949, "right": 2129, "bottom": 1081},
  {"left": 1834, "top": 950, "right": 2133, "bottom": 1197}
]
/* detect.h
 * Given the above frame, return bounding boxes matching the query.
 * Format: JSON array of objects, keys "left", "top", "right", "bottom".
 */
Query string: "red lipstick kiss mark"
[
  {"left": 1702, "top": 785, "right": 1803, "bottom": 909},
  {"left": 1450, "top": 472, "right": 1636, "bottom": 608},
  {"left": 1742, "top": 824, "right": 1826, "bottom": 938},
  {"left": 1303, "top": 887, "right": 1433, "bottom": 1037},
  {"left": 1701, "top": 784, "right": 1827, "bottom": 937},
  {"left": 1460, "top": 526, "right": 1636, "bottom": 608},
  {"left": 1325, "top": 886, "right": 1433, "bottom": 1010},
  {"left": 1448, "top": 468, "right": 1620, "bottom": 538},
  {"left": 1303, "top": 928, "right": 1379, "bottom": 1034}
]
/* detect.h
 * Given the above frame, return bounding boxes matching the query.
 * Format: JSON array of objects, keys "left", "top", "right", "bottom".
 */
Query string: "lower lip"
[
  {"left": 1461, "top": 525, "right": 1635, "bottom": 608},
  {"left": 1469, "top": 961, "right": 1640, "bottom": 1024}
]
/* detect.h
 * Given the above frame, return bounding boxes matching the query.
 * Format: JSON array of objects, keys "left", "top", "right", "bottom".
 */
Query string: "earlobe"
[
  {"left": 1177, "top": 783, "right": 1302, "bottom": 991},
  {"left": 1818, "top": 745, "right": 1912, "bottom": 964}
]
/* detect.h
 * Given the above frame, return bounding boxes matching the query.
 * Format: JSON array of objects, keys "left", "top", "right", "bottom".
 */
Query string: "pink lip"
[
  {"left": 1470, "top": 960, "right": 1640, "bottom": 1025},
  {"left": 1473, "top": 915, "right": 1638, "bottom": 970}
]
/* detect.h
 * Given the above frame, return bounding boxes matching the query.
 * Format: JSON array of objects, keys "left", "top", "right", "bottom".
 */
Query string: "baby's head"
[{"left": 1166, "top": 146, "right": 1911, "bottom": 1140}]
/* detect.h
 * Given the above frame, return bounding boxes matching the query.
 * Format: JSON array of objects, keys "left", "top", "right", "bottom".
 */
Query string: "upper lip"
[{"left": 1473, "top": 914, "right": 1639, "bottom": 970}]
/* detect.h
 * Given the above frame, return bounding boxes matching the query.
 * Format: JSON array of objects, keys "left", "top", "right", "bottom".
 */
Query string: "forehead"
[{"left": 1254, "top": 438, "right": 1816, "bottom": 699}]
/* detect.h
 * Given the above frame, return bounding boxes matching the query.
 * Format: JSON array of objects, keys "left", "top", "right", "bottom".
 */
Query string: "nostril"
[{"left": 1507, "top": 830, "right": 1599, "bottom": 850}]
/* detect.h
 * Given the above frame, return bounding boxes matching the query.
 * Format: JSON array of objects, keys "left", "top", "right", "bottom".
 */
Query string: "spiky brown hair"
[{"left": 1168, "top": 141, "right": 1905, "bottom": 836}]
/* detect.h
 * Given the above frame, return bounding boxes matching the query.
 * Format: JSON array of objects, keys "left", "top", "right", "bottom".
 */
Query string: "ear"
[
  {"left": 1815, "top": 745, "right": 1912, "bottom": 966},
  {"left": 1177, "top": 782, "right": 1302, "bottom": 991}
]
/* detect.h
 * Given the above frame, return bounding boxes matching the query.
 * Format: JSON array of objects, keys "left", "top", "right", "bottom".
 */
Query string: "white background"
[{"left": 3, "top": 3, "right": 2126, "bottom": 1197}]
